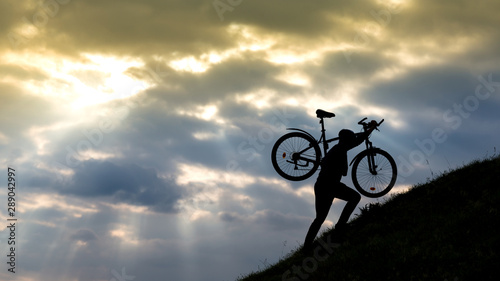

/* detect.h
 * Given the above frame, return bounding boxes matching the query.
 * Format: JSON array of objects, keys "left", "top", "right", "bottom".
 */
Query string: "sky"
[{"left": 1, "top": 0, "right": 500, "bottom": 280}]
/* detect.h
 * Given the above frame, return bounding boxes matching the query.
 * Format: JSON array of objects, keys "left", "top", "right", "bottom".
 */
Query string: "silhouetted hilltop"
[{"left": 238, "top": 156, "right": 500, "bottom": 281}]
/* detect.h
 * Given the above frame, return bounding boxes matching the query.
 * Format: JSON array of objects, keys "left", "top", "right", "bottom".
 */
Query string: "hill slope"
[{"left": 238, "top": 156, "right": 500, "bottom": 281}]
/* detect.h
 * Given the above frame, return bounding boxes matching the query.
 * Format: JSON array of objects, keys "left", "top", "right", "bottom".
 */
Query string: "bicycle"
[{"left": 271, "top": 109, "right": 397, "bottom": 198}]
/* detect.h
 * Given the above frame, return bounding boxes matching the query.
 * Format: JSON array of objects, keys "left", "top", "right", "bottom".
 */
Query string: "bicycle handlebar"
[
  {"left": 358, "top": 117, "right": 367, "bottom": 125},
  {"left": 358, "top": 117, "right": 385, "bottom": 130}
]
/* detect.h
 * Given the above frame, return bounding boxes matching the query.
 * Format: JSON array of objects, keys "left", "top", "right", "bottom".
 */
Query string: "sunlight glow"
[
  {"left": 1, "top": 51, "right": 151, "bottom": 109},
  {"left": 356, "top": 104, "right": 405, "bottom": 129},
  {"left": 176, "top": 163, "right": 255, "bottom": 189},
  {"left": 169, "top": 56, "right": 209, "bottom": 73},
  {"left": 175, "top": 164, "right": 257, "bottom": 224},
  {"left": 22, "top": 193, "right": 98, "bottom": 215},
  {"left": 235, "top": 88, "right": 276, "bottom": 109},
  {"left": 77, "top": 150, "right": 121, "bottom": 161},
  {"left": 266, "top": 48, "right": 324, "bottom": 65},
  {"left": 371, "top": 66, "right": 406, "bottom": 81},
  {"left": 177, "top": 104, "right": 226, "bottom": 123},
  {"left": 275, "top": 71, "right": 311, "bottom": 86},
  {"left": 228, "top": 24, "right": 275, "bottom": 52},
  {"left": 283, "top": 98, "right": 300, "bottom": 106},
  {"left": 189, "top": 209, "right": 212, "bottom": 221},
  {"left": 72, "top": 54, "right": 149, "bottom": 108},
  {"left": 27, "top": 121, "right": 76, "bottom": 155},
  {"left": 200, "top": 105, "right": 218, "bottom": 120},
  {"left": 192, "top": 130, "right": 225, "bottom": 140},
  {"left": 376, "top": 0, "right": 406, "bottom": 10},
  {"left": 110, "top": 225, "right": 140, "bottom": 245},
  {"left": 0, "top": 133, "right": 8, "bottom": 145},
  {"left": 294, "top": 185, "right": 315, "bottom": 199},
  {"left": 11, "top": 22, "right": 39, "bottom": 40},
  {"left": 101, "top": 202, "right": 152, "bottom": 214}
]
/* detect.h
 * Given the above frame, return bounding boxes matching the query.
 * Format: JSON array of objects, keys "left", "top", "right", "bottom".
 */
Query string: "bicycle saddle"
[{"left": 316, "top": 109, "right": 335, "bottom": 118}]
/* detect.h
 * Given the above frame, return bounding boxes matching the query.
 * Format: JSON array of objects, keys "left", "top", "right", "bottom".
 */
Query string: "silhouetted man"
[{"left": 303, "top": 122, "right": 377, "bottom": 251}]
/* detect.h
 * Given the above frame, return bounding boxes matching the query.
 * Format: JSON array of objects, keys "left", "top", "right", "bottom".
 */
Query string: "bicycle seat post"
[
  {"left": 319, "top": 117, "right": 328, "bottom": 154},
  {"left": 320, "top": 118, "right": 326, "bottom": 133}
]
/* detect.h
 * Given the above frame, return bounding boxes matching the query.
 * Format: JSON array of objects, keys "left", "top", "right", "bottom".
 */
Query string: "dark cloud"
[
  {"left": 136, "top": 53, "right": 299, "bottom": 108},
  {"left": 363, "top": 66, "right": 481, "bottom": 110},
  {"left": 70, "top": 228, "right": 99, "bottom": 242},
  {"left": 181, "top": 55, "right": 286, "bottom": 98},
  {"left": 321, "top": 50, "right": 396, "bottom": 79},
  {"left": 223, "top": 0, "right": 374, "bottom": 37},
  {"left": 61, "top": 160, "right": 182, "bottom": 213},
  {"left": 6, "top": 0, "right": 230, "bottom": 56},
  {"left": 219, "top": 211, "right": 242, "bottom": 223},
  {"left": 3, "top": 0, "right": 380, "bottom": 56},
  {"left": 386, "top": 0, "right": 500, "bottom": 41},
  {"left": 252, "top": 209, "right": 310, "bottom": 231},
  {"left": 218, "top": 209, "right": 310, "bottom": 232}
]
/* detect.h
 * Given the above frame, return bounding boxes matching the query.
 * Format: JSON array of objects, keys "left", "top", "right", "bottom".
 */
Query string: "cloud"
[
  {"left": 364, "top": 66, "right": 480, "bottom": 111},
  {"left": 70, "top": 228, "right": 99, "bottom": 242},
  {"left": 218, "top": 209, "right": 310, "bottom": 230},
  {"left": 252, "top": 209, "right": 311, "bottom": 230},
  {"left": 60, "top": 160, "right": 183, "bottom": 213},
  {"left": 219, "top": 211, "right": 242, "bottom": 222},
  {"left": 0, "top": 83, "right": 59, "bottom": 134},
  {"left": 5, "top": 0, "right": 231, "bottom": 56}
]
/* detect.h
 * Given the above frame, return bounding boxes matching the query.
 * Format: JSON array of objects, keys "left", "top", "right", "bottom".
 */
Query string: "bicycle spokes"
[
  {"left": 352, "top": 149, "right": 397, "bottom": 198},
  {"left": 271, "top": 132, "right": 321, "bottom": 181}
]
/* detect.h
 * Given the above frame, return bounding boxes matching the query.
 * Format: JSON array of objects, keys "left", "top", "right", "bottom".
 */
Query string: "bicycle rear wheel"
[
  {"left": 351, "top": 149, "right": 397, "bottom": 198},
  {"left": 271, "top": 132, "right": 321, "bottom": 181}
]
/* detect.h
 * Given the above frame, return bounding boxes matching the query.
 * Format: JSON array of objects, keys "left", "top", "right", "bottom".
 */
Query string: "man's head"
[{"left": 338, "top": 129, "right": 355, "bottom": 145}]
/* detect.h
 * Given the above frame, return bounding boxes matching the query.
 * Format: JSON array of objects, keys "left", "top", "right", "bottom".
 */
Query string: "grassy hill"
[{"left": 237, "top": 156, "right": 500, "bottom": 281}]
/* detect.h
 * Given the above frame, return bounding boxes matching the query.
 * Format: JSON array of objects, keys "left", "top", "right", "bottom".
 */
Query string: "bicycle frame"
[
  {"left": 286, "top": 117, "right": 381, "bottom": 175},
  {"left": 287, "top": 117, "right": 338, "bottom": 154},
  {"left": 285, "top": 117, "right": 337, "bottom": 167}
]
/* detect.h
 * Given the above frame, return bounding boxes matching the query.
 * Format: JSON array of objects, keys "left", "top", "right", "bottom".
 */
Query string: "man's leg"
[
  {"left": 304, "top": 182, "right": 333, "bottom": 250},
  {"left": 333, "top": 182, "right": 361, "bottom": 228}
]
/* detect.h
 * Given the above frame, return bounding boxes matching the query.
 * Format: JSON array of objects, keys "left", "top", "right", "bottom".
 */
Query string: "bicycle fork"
[{"left": 367, "top": 150, "right": 378, "bottom": 175}]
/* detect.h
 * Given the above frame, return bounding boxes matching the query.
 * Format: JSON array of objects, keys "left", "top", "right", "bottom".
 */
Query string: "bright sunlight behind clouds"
[{"left": 1, "top": 0, "right": 500, "bottom": 280}]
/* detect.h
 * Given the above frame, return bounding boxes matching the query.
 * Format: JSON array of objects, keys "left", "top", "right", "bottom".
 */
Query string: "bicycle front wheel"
[
  {"left": 271, "top": 132, "right": 321, "bottom": 181},
  {"left": 351, "top": 149, "right": 397, "bottom": 198}
]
